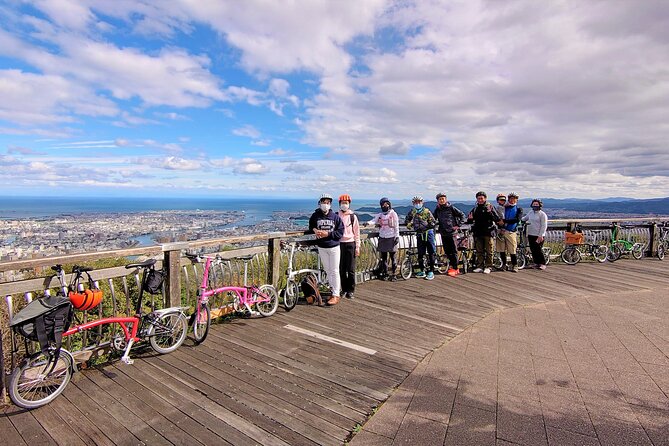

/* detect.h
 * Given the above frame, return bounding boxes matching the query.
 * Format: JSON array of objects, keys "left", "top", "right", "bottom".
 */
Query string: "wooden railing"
[{"left": 1, "top": 217, "right": 667, "bottom": 401}]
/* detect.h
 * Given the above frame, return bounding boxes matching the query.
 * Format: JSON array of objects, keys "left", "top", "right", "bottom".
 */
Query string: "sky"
[{"left": 1, "top": 0, "right": 668, "bottom": 201}]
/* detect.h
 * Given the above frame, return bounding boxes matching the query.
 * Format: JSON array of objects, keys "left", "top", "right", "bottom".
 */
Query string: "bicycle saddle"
[
  {"left": 125, "top": 259, "right": 157, "bottom": 269},
  {"left": 236, "top": 255, "right": 255, "bottom": 261}
]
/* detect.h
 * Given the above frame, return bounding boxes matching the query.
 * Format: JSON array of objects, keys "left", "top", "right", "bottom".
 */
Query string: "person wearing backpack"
[
  {"left": 498, "top": 192, "right": 524, "bottom": 272},
  {"left": 338, "top": 194, "right": 360, "bottom": 299},
  {"left": 433, "top": 192, "right": 466, "bottom": 276},
  {"left": 467, "top": 191, "right": 503, "bottom": 274},
  {"left": 309, "top": 193, "right": 345, "bottom": 305},
  {"left": 405, "top": 195, "right": 438, "bottom": 280}
]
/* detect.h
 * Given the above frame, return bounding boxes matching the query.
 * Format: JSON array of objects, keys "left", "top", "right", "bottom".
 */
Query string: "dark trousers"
[
  {"left": 528, "top": 235, "right": 546, "bottom": 265},
  {"left": 440, "top": 231, "right": 458, "bottom": 269},
  {"left": 339, "top": 242, "right": 356, "bottom": 293},
  {"left": 417, "top": 231, "right": 436, "bottom": 272},
  {"left": 380, "top": 251, "right": 397, "bottom": 276}
]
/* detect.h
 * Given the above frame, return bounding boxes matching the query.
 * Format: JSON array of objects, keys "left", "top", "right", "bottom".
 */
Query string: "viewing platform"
[{"left": 2, "top": 257, "right": 668, "bottom": 445}]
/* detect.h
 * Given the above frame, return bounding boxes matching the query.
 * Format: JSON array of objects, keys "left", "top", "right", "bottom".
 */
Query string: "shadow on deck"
[{"left": 3, "top": 260, "right": 669, "bottom": 445}]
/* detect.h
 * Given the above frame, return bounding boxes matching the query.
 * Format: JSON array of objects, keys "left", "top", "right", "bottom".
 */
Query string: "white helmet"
[{"left": 319, "top": 193, "right": 333, "bottom": 203}]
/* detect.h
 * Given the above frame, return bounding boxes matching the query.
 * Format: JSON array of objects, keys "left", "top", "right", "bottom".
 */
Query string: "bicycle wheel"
[
  {"left": 658, "top": 244, "right": 665, "bottom": 260},
  {"left": 516, "top": 250, "right": 527, "bottom": 269},
  {"left": 542, "top": 247, "right": 551, "bottom": 265},
  {"left": 191, "top": 302, "right": 211, "bottom": 344},
  {"left": 149, "top": 312, "right": 188, "bottom": 354},
  {"left": 593, "top": 245, "right": 608, "bottom": 263},
  {"left": 282, "top": 281, "right": 299, "bottom": 312},
  {"left": 631, "top": 243, "right": 644, "bottom": 260},
  {"left": 9, "top": 350, "right": 73, "bottom": 409},
  {"left": 460, "top": 251, "right": 469, "bottom": 274},
  {"left": 561, "top": 247, "right": 581, "bottom": 265},
  {"left": 255, "top": 284, "right": 279, "bottom": 316},
  {"left": 492, "top": 253, "right": 503, "bottom": 270},
  {"left": 400, "top": 258, "right": 412, "bottom": 280},
  {"left": 607, "top": 244, "right": 622, "bottom": 262},
  {"left": 436, "top": 255, "right": 450, "bottom": 274}
]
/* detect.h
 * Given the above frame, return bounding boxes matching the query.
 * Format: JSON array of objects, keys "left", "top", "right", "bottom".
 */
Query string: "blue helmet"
[{"left": 379, "top": 197, "right": 391, "bottom": 207}]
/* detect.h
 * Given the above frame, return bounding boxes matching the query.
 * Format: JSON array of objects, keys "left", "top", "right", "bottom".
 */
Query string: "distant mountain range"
[{"left": 355, "top": 197, "right": 669, "bottom": 219}]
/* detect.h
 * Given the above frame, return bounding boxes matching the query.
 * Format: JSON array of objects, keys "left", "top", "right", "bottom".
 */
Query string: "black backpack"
[
  {"left": 10, "top": 295, "right": 73, "bottom": 359},
  {"left": 143, "top": 266, "right": 166, "bottom": 295}
]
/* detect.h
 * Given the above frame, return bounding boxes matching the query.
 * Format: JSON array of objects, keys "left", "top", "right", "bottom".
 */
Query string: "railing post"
[
  {"left": 649, "top": 223, "right": 658, "bottom": 256},
  {"left": 162, "top": 243, "right": 188, "bottom": 308},
  {"left": 267, "top": 232, "right": 285, "bottom": 288}
]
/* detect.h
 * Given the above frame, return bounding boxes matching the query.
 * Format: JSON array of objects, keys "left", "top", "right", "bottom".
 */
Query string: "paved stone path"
[{"left": 350, "top": 289, "right": 669, "bottom": 445}]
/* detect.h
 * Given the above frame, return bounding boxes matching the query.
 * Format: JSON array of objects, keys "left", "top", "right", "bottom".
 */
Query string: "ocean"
[{"left": 0, "top": 196, "right": 320, "bottom": 226}]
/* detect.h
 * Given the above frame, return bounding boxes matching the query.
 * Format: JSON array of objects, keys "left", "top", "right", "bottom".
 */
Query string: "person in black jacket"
[
  {"left": 309, "top": 193, "right": 345, "bottom": 305},
  {"left": 433, "top": 192, "right": 466, "bottom": 276},
  {"left": 467, "top": 191, "right": 502, "bottom": 274}
]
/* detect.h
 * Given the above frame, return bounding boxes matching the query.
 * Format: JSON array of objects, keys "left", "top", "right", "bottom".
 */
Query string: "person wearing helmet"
[
  {"left": 337, "top": 194, "right": 360, "bottom": 299},
  {"left": 405, "top": 195, "right": 437, "bottom": 280},
  {"left": 433, "top": 192, "right": 466, "bottom": 276},
  {"left": 522, "top": 199, "right": 548, "bottom": 270},
  {"left": 467, "top": 191, "right": 502, "bottom": 274},
  {"left": 497, "top": 192, "right": 524, "bottom": 272},
  {"left": 309, "top": 193, "right": 345, "bottom": 304},
  {"left": 370, "top": 197, "right": 400, "bottom": 280}
]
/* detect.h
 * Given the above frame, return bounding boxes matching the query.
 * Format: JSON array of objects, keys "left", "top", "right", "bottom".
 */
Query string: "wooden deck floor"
[{"left": 3, "top": 259, "right": 669, "bottom": 445}]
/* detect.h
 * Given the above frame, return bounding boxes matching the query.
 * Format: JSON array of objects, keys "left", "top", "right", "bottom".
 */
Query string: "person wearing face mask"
[
  {"left": 337, "top": 194, "right": 360, "bottom": 299},
  {"left": 405, "top": 195, "right": 437, "bottom": 280},
  {"left": 499, "top": 192, "right": 524, "bottom": 272},
  {"left": 433, "top": 192, "right": 466, "bottom": 276},
  {"left": 369, "top": 197, "right": 400, "bottom": 281},
  {"left": 309, "top": 193, "right": 345, "bottom": 304},
  {"left": 522, "top": 198, "right": 548, "bottom": 269},
  {"left": 467, "top": 191, "right": 502, "bottom": 274}
]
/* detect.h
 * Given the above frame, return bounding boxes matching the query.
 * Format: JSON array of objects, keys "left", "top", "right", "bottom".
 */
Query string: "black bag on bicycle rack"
[
  {"left": 9, "top": 295, "right": 73, "bottom": 358},
  {"left": 143, "top": 266, "right": 166, "bottom": 295}
]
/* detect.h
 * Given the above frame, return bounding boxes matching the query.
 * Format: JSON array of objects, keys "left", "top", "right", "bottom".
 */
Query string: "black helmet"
[
  {"left": 380, "top": 197, "right": 391, "bottom": 207},
  {"left": 475, "top": 191, "right": 487, "bottom": 198},
  {"left": 435, "top": 192, "right": 447, "bottom": 199}
]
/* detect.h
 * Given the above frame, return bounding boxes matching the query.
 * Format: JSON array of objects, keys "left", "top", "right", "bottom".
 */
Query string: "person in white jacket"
[{"left": 521, "top": 199, "right": 548, "bottom": 269}]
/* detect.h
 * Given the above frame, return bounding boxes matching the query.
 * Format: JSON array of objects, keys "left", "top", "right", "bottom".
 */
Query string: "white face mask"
[
  {"left": 320, "top": 203, "right": 331, "bottom": 212},
  {"left": 340, "top": 203, "right": 349, "bottom": 211}
]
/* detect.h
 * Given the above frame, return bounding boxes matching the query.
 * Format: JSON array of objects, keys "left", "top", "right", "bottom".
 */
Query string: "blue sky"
[{"left": 1, "top": 0, "right": 668, "bottom": 201}]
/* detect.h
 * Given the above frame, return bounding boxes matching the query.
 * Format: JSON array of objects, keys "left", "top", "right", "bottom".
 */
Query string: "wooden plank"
[
  {"left": 3, "top": 405, "right": 56, "bottom": 445},
  {"left": 0, "top": 407, "right": 28, "bottom": 446},
  {"left": 29, "top": 405, "right": 87, "bottom": 446}
]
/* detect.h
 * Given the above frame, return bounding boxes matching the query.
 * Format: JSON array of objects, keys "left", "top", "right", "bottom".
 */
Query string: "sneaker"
[
  {"left": 425, "top": 272, "right": 434, "bottom": 280},
  {"left": 538, "top": 264, "right": 547, "bottom": 270},
  {"left": 346, "top": 292, "right": 354, "bottom": 299},
  {"left": 389, "top": 275, "right": 398, "bottom": 282},
  {"left": 416, "top": 271, "right": 426, "bottom": 278},
  {"left": 472, "top": 267, "right": 483, "bottom": 273},
  {"left": 447, "top": 268, "right": 459, "bottom": 277},
  {"left": 483, "top": 268, "right": 491, "bottom": 274},
  {"left": 511, "top": 266, "right": 519, "bottom": 273}
]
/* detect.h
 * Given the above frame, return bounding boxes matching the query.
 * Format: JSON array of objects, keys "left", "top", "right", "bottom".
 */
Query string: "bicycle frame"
[{"left": 285, "top": 243, "right": 325, "bottom": 286}]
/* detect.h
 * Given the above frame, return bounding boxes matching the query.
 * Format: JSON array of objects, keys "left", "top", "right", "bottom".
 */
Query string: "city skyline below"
[{"left": 1, "top": 1, "right": 668, "bottom": 199}]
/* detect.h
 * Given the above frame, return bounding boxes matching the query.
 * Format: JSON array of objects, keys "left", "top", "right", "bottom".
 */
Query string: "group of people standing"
[{"left": 308, "top": 191, "right": 549, "bottom": 305}]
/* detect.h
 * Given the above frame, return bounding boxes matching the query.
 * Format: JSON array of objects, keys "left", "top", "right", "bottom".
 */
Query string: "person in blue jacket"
[{"left": 308, "top": 193, "right": 345, "bottom": 305}]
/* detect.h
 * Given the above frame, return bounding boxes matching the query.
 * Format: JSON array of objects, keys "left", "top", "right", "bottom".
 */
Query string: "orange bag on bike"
[{"left": 565, "top": 232, "right": 584, "bottom": 245}]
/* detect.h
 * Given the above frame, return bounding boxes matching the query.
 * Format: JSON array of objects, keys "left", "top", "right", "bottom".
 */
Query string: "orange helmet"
[
  {"left": 69, "top": 288, "right": 103, "bottom": 311},
  {"left": 338, "top": 194, "right": 352, "bottom": 203}
]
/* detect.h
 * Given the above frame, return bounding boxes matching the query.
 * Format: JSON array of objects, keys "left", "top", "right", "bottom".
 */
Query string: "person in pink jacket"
[{"left": 338, "top": 194, "right": 361, "bottom": 299}]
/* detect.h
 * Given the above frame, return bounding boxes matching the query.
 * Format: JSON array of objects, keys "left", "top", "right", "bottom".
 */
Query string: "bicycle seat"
[
  {"left": 125, "top": 259, "right": 157, "bottom": 269},
  {"left": 73, "top": 265, "right": 93, "bottom": 272},
  {"left": 236, "top": 255, "right": 255, "bottom": 262}
]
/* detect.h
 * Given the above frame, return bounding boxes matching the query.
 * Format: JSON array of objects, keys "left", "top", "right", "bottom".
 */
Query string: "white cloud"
[
  {"left": 232, "top": 125, "right": 261, "bottom": 139},
  {"left": 161, "top": 156, "right": 201, "bottom": 170},
  {"left": 234, "top": 159, "right": 269, "bottom": 175}
]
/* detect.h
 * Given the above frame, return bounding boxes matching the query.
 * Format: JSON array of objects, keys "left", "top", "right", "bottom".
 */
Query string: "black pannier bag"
[
  {"left": 300, "top": 274, "right": 322, "bottom": 305},
  {"left": 143, "top": 266, "right": 166, "bottom": 295},
  {"left": 9, "top": 295, "right": 73, "bottom": 358}
]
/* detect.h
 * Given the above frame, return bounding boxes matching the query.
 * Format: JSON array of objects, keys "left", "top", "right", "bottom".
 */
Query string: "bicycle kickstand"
[{"left": 120, "top": 339, "right": 136, "bottom": 365}]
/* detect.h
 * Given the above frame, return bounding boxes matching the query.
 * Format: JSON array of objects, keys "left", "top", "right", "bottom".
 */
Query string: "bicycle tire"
[
  {"left": 631, "top": 243, "right": 644, "bottom": 260},
  {"left": 255, "top": 284, "right": 279, "bottom": 317},
  {"left": 593, "top": 245, "right": 608, "bottom": 263},
  {"left": 460, "top": 251, "right": 469, "bottom": 274},
  {"left": 400, "top": 259, "right": 412, "bottom": 280},
  {"left": 516, "top": 250, "right": 527, "bottom": 269},
  {"left": 542, "top": 247, "right": 551, "bottom": 265},
  {"left": 607, "top": 244, "right": 622, "bottom": 262},
  {"left": 561, "top": 247, "right": 581, "bottom": 265},
  {"left": 436, "top": 255, "right": 450, "bottom": 274},
  {"left": 658, "top": 244, "right": 665, "bottom": 260},
  {"left": 492, "top": 253, "right": 503, "bottom": 270},
  {"left": 9, "top": 350, "right": 73, "bottom": 409},
  {"left": 149, "top": 312, "right": 188, "bottom": 354},
  {"left": 192, "top": 303, "right": 211, "bottom": 344},
  {"left": 282, "top": 281, "right": 299, "bottom": 312}
]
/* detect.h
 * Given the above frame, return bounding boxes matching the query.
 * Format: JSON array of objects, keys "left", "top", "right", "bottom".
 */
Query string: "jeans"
[{"left": 318, "top": 246, "right": 341, "bottom": 296}]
